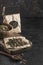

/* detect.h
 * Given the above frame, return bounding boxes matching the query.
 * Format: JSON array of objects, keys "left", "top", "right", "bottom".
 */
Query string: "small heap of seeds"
[{"left": 6, "top": 38, "right": 28, "bottom": 48}]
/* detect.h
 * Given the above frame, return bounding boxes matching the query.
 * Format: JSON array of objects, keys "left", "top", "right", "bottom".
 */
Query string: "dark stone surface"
[
  {"left": 0, "top": 0, "right": 43, "bottom": 65},
  {"left": 0, "top": 18, "right": 43, "bottom": 65}
]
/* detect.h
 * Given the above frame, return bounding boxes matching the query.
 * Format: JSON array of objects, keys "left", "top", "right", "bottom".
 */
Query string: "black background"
[{"left": 0, "top": 0, "right": 43, "bottom": 65}]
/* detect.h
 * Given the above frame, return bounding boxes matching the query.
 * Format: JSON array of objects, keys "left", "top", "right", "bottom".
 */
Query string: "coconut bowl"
[{"left": 0, "top": 23, "right": 12, "bottom": 39}]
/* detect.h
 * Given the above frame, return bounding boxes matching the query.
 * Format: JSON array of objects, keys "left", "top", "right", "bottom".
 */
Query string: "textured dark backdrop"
[{"left": 0, "top": 0, "right": 43, "bottom": 65}]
